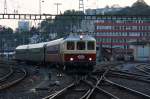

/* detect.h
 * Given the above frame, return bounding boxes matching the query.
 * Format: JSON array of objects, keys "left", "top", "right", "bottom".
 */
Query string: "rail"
[
  {"left": 104, "top": 77, "right": 150, "bottom": 98},
  {"left": 43, "top": 63, "right": 150, "bottom": 99},
  {"left": 135, "top": 64, "right": 150, "bottom": 75},
  {"left": 0, "top": 66, "right": 13, "bottom": 82}
]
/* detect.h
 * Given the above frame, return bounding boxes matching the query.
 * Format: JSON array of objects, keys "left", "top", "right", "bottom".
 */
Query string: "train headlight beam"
[
  {"left": 89, "top": 58, "right": 92, "bottom": 61},
  {"left": 70, "top": 57, "right": 74, "bottom": 61}
]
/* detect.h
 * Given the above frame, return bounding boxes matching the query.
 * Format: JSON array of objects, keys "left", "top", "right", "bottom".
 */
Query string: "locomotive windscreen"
[
  {"left": 77, "top": 41, "right": 85, "bottom": 50},
  {"left": 67, "top": 41, "right": 75, "bottom": 50},
  {"left": 87, "top": 41, "right": 95, "bottom": 50}
]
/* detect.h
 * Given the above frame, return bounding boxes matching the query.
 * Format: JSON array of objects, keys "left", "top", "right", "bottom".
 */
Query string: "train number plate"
[{"left": 77, "top": 55, "right": 85, "bottom": 59}]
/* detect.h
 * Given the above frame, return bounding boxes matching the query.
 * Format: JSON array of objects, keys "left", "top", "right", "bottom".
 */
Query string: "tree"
[
  {"left": 106, "top": 0, "right": 150, "bottom": 15},
  {"left": 40, "top": 10, "right": 84, "bottom": 38},
  {"left": 0, "top": 26, "right": 14, "bottom": 51}
]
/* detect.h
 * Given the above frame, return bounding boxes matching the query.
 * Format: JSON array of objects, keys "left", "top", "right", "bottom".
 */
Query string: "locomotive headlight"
[
  {"left": 70, "top": 58, "right": 74, "bottom": 61},
  {"left": 89, "top": 58, "right": 92, "bottom": 61},
  {"left": 80, "top": 35, "right": 83, "bottom": 40}
]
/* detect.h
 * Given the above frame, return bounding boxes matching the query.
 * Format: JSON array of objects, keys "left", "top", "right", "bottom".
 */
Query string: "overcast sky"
[
  {"left": 0, "top": 0, "right": 150, "bottom": 29},
  {"left": 1, "top": 0, "right": 150, "bottom": 14}
]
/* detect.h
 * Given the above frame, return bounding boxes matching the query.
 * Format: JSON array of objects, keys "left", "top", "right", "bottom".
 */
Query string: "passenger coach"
[{"left": 15, "top": 34, "right": 96, "bottom": 71}]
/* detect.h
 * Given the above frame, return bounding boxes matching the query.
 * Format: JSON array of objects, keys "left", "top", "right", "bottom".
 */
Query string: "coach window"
[
  {"left": 67, "top": 41, "right": 75, "bottom": 50},
  {"left": 87, "top": 41, "right": 95, "bottom": 50},
  {"left": 77, "top": 41, "right": 85, "bottom": 50}
]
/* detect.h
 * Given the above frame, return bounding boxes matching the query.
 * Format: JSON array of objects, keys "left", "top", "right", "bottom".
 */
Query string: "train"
[{"left": 15, "top": 34, "right": 96, "bottom": 71}]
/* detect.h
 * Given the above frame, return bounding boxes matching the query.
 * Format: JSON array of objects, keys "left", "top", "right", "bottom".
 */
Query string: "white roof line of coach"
[
  {"left": 46, "top": 38, "right": 64, "bottom": 47},
  {"left": 16, "top": 38, "right": 64, "bottom": 50}
]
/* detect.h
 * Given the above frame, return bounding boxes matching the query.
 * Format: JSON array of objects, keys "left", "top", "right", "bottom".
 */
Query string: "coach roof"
[
  {"left": 16, "top": 38, "right": 64, "bottom": 50},
  {"left": 16, "top": 45, "right": 28, "bottom": 50},
  {"left": 46, "top": 38, "right": 64, "bottom": 46}
]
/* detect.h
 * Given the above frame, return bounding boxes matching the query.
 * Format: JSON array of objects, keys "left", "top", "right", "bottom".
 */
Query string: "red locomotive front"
[
  {"left": 62, "top": 35, "right": 96, "bottom": 71},
  {"left": 64, "top": 53, "right": 96, "bottom": 62}
]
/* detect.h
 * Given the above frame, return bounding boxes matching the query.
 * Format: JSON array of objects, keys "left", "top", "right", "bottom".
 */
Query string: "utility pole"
[
  {"left": 54, "top": 3, "right": 62, "bottom": 15},
  {"left": 79, "top": 0, "right": 84, "bottom": 12},
  {"left": 4, "top": 0, "right": 7, "bottom": 14},
  {"left": 39, "top": 0, "right": 44, "bottom": 14}
]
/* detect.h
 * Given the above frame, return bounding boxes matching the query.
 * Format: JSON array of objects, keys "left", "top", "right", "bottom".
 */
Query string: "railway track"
[
  {"left": 0, "top": 67, "right": 27, "bottom": 90},
  {"left": 107, "top": 76, "right": 150, "bottom": 97},
  {"left": 0, "top": 66, "right": 13, "bottom": 81},
  {"left": 101, "top": 77, "right": 150, "bottom": 99},
  {"left": 84, "top": 71, "right": 150, "bottom": 99},
  {"left": 109, "top": 69, "right": 150, "bottom": 78},
  {"left": 81, "top": 68, "right": 120, "bottom": 99},
  {"left": 1, "top": 61, "right": 149, "bottom": 99},
  {"left": 99, "top": 63, "right": 150, "bottom": 83},
  {"left": 43, "top": 68, "right": 121, "bottom": 99},
  {"left": 135, "top": 64, "right": 150, "bottom": 75},
  {"left": 43, "top": 62, "right": 150, "bottom": 99},
  {"left": 42, "top": 69, "right": 109, "bottom": 99}
]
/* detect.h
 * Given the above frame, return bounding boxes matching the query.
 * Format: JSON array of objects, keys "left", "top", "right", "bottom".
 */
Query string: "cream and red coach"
[{"left": 15, "top": 34, "right": 96, "bottom": 71}]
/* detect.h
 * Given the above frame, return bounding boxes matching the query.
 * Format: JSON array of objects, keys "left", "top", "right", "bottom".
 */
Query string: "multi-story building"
[
  {"left": 82, "top": 0, "right": 150, "bottom": 60},
  {"left": 95, "top": 16, "right": 150, "bottom": 51},
  {"left": 84, "top": 1, "right": 150, "bottom": 52},
  {"left": 81, "top": 6, "right": 122, "bottom": 34}
]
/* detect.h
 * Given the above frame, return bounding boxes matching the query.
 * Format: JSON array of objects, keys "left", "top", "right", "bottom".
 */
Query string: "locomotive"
[{"left": 15, "top": 34, "right": 96, "bottom": 71}]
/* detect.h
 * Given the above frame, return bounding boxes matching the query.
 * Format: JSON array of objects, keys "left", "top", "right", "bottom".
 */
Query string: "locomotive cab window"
[
  {"left": 77, "top": 41, "right": 85, "bottom": 50},
  {"left": 87, "top": 41, "right": 95, "bottom": 50},
  {"left": 67, "top": 41, "right": 75, "bottom": 50}
]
